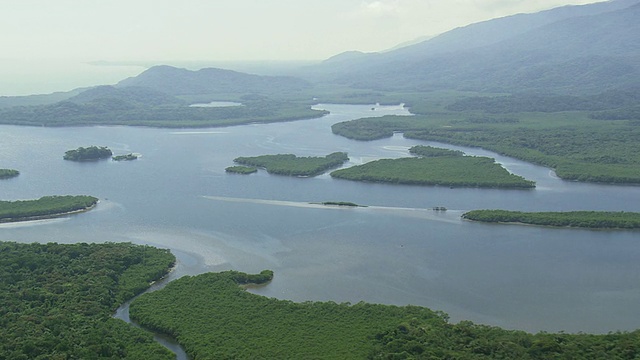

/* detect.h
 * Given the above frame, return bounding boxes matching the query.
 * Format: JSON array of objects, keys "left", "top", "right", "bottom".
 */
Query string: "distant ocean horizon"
[{"left": 0, "top": 59, "right": 147, "bottom": 97}]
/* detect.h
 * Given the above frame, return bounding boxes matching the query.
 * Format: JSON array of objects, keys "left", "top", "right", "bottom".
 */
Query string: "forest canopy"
[
  {"left": 130, "top": 270, "right": 640, "bottom": 359},
  {"left": 233, "top": 152, "right": 349, "bottom": 176},
  {"left": 0, "top": 241, "right": 176, "bottom": 360},
  {"left": 63, "top": 146, "right": 112, "bottom": 161},
  {"left": 0, "top": 195, "right": 98, "bottom": 222}
]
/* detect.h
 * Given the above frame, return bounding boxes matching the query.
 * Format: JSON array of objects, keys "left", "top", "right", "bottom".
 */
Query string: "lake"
[{"left": 1, "top": 103, "right": 639, "bottom": 334}]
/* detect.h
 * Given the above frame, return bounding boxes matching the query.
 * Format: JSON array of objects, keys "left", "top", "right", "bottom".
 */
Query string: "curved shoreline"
[{"left": 0, "top": 203, "right": 98, "bottom": 224}]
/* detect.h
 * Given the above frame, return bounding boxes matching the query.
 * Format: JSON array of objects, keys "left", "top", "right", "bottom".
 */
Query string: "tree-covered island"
[
  {"left": 0, "top": 168, "right": 19, "bottom": 179},
  {"left": 0, "top": 195, "right": 98, "bottom": 223},
  {"left": 462, "top": 210, "right": 640, "bottom": 229},
  {"left": 233, "top": 152, "right": 349, "bottom": 176},
  {"left": 225, "top": 165, "right": 258, "bottom": 174},
  {"left": 112, "top": 153, "right": 138, "bottom": 161},
  {"left": 63, "top": 146, "right": 112, "bottom": 161},
  {"left": 129, "top": 270, "right": 640, "bottom": 359},
  {"left": 0, "top": 241, "right": 176, "bottom": 359},
  {"left": 330, "top": 155, "right": 535, "bottom": 189}
]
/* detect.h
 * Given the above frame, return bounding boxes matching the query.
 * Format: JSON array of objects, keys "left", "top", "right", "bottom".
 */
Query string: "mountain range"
[{"left": 303, "top": 0, "right": 640, "bottom": 95}]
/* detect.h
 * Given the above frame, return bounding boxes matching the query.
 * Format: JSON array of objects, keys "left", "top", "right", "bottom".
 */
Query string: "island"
[
  {"left": 312, "top": 201, "right": 367, "bottom": 207},
  {"left": 409, "top": 145, "right": 464, "bottom": 157},
  {"left": 0, "top": 241, "right": 175, "bottom": 360},
  {"left": 225, "top": 165, "right": 258, "bottom": 174},
  {"left": 128, "top": 269, "right": 640, "bottom": 359},
  {"left": 0, "top": 169, "right": 19, "bottom": 179},
  {"left": 232, "top": 152, "right": 349, "bottom": 177},
  {"left": 330, "top": 156, "right": 536, "bottom": 189},
  {"left": 462, "top": 209, "right": 640, "bottom": 229},
  {"left": 112, "top": 153, "right": 139, "bottom": 161},
  {"left": 0, "top": 195, "right": 99, "bottom": 223},
  {"left": 63, "top": 146, "right": 112, "bottom": 161}
]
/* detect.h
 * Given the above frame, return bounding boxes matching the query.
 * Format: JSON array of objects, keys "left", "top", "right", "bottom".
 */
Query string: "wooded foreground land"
[
  {"left": 0, "top": 242, "right": 175, "bottom": 360},
  {"left": 130, "top": 270, "right": 640, "bottom": 360}
]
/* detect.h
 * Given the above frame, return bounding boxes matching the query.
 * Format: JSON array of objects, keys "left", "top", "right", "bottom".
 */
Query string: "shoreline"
[{"left": 0, "top": 203, "right": 98, "bottom": 224}]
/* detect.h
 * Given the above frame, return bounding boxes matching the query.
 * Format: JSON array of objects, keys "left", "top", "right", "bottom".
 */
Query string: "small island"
[
  {"left": 312, "top": 201, "right": 367, "bottom": 207},
  {"left": 63, "top": 146, "right": 112, "bottom": 161},
  {"left": 330, "top": 156, "right": 535, "bottom": 189},
  {"left": 462, "top": 210, "right": 640, "bottom": 229},
  {"left": 409, "top": 145, "right": 464, "bottom": 157},
  {"left": 0, "top": 169, "right": 19, "bottom": 179},
  {"left": 225, "top": 165, "right": 258, "bottom": 174},
  {"left": 232, "top": 152, "right": 349, "bottom": 177},
  {"left": 112, "top": 153, "right": 139, "bottom": 161},
  {"left": 0, "top": 195, "right": 99, "bottom": 223}
]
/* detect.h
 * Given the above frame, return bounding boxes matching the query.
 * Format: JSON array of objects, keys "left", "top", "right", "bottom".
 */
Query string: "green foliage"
[
  {"left": 409, "top": 145, "right": 464, "bottom": 157},
  {"left": 330, "top": 157, "right": 535, "bottom": 189},
  {"left": 63, "top": 146, "right": 112, "bottom": 161},
  {"left": 225, "top": 165, "right": 258, "bottom": 174},
  {"left": 0, "top": 98, "right": 327, "bottom": 128},
  {"left": 234, "top": 152, "right": 349, "bottom": 177},
  {"left": 462, "top": 210, "right": 640, "bottom": 229},
  {"left": 0, "top": 195, "right": 98, "bottom": 222},
  {"left": 112, "top": 153, "right": 138, "bottom": 161},
  {"left": 0, "top": 241, "right": 176, "bottom": 359},
  {"left": 130, "top": 271, "right": 442, "bottom": 359},
  {"left": 131, "top": 270, "right": 640, "bottom": 359},
  {"left": 371, "top": 319, "right": 640, "bottom": 359},
  {"left": 332, "top": 111, "right": 640, "bottom": 184},
  {"left": 0, "top": 168, "right": 19, "bottom": 179}
]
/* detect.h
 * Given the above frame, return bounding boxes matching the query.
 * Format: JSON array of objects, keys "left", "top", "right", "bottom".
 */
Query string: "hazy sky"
[{"left": 1, "top": 0, "right": 604, "bottom": 62}]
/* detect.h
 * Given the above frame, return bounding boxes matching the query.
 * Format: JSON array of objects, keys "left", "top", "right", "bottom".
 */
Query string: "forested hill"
[
  {"left": 306, "top": 0, "right": 640, "bottom": 95},
  {"left": 117, "top": 65, "right": 311, "bottom": 96}
]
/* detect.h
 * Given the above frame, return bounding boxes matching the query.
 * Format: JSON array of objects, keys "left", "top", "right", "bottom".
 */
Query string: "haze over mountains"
[
  {"left": 304, "top": 0, "right": 640, "bottom": 95},
  {"left": 1, "top": 0, "right": 638, "bottom": 110}
]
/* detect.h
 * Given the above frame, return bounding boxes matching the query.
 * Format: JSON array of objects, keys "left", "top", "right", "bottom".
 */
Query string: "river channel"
[{"left": 1, "top": 104, "right": 640, "bottom": 355}]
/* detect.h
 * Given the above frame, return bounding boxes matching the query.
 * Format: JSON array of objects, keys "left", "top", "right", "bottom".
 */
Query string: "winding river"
[{"left": 2, "top": 103, "right": 640, "bottom": 357}]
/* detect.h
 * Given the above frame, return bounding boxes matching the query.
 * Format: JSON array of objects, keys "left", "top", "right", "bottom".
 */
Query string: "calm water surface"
[{"left": 1, "top": 103, "right": 639, "bottom": 333}]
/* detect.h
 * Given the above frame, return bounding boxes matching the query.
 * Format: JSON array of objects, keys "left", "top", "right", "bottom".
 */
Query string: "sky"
[{"left": 1, "top": 0, "right": 605, "bottom": 63}]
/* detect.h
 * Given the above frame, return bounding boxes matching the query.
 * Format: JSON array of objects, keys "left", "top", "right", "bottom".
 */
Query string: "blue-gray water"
[{"left": 1, "top": 104, "right": 639, "bottom": 334}]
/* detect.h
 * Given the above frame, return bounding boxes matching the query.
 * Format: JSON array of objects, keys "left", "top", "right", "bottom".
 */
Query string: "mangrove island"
[
  {"left": 462, "top": 210, "right": 640, "bottom": 229},
  {"left": 0, "top": 195, "right": 99, "bottom": 223},
  {"left": 232, "top": 152, "right": 349, "bottom": 177},
  {"left": 63, "top": 146, "right": 113, "bottom": 161}
]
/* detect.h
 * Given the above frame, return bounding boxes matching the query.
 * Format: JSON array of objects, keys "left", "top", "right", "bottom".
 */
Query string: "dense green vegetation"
[
  {"left": 130, "top": 270, "right": 442, "bottom": 359},
  {"left": 0, "top": 168, "right": 19, "bottom": 179},
  {"left": 64, "top": 146, "right": 112, "bottom": 161},
  {"left": 233, "top": 152, "right": 349, "bottom": 176},
  {"left": 409, "top": 145, "right": 464, "bottom": 157},
  {"left": 332, "top": 111, "right": 640, "bottom": 184},
  {"left": 0, "top": 97, "right": 327, "bottom": 128},
  {"left": 0, "top": 241, "right": 175, "bottom": 359},
  {"left": 130, "top": 270, "right": 640, "bottom": 359},
  {"left": 112, "top": 153, "right": 138, "bottom": 161},
  {"left": 225, "top": 165, "right": 258, "bottom": 174},
  {"left": 0, "top": 195, "right": 98, "bottom": 222},
  {"left": 330, "top": 156, "right": 535, "bottom": 189},
  {"left": 462, "top": 210, "right": 640, "bottom": 229}
]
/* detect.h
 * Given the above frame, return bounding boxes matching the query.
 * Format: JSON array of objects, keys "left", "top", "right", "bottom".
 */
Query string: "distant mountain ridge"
[
  {"left": 307, "top": 0, "right": 640, "bottom": 95},
  {"left": 117, "top": 65, "right": 311, "bottom": 96}
]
